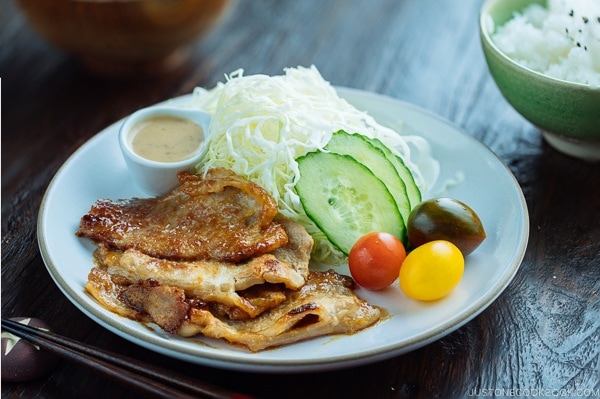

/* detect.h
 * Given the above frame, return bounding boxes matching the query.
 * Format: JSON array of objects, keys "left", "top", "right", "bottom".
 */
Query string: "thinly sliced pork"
[
  {"left": 179, "top": 270, "right": 381, "bottom": 351},
  {"left": 77, "top": 169, "right": 288, "bottom": 262},
  {"left": 80, "top": 169, "right": 381, "bottom": 351},
  {"left": 92, "top": 218, "right": 312, "bottom": 319},
  {"left": 86, "top": 268, "right": 381, "bottom": 352}
]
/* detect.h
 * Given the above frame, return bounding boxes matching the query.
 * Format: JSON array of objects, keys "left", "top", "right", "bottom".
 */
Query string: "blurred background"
[
  {"left": 5, "top": 1, "right": 598, "bottom": 398},
  {"left": 4, "top": 0, "right": 533, "bottom": 178}
]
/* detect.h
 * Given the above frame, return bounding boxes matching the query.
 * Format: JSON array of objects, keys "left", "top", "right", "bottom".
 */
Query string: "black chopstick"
[{"left": 1, "top": 317, "right": 255, "bottom": 399}]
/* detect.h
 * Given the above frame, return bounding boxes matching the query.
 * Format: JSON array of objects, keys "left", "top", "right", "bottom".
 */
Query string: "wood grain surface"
[{"left": 2, "top": 0, "right": 599, "bottom": 398}]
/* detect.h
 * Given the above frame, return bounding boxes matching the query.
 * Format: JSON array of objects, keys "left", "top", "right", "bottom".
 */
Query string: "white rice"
[{"left": 491, "top": 0, "right": 600, "bottom": 87}]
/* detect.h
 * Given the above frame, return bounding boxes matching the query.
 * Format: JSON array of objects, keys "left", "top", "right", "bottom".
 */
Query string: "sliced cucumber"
[
  {"left": 324, "top": 130, "right": 411, "bottom": 224},
  {"left": 368, "top": 137, "right": 422, "bottom": 208},
  {"left": 296, "top": 151, "right": 405, "bottom": 255}
]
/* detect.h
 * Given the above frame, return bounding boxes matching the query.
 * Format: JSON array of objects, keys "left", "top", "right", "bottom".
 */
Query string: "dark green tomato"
[{"left": 407, "top": 197, "right": 486, "bottom": 255}]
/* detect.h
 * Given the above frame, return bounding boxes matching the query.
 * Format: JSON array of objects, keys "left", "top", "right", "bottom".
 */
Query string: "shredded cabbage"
[{"left": 189, "top": 65, "right": 439, "bottom": 264}]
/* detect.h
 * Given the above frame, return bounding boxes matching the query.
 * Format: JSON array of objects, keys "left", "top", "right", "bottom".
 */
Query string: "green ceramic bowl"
[{"left": 480, "top": 0, "right": 600, "bottom": 161}]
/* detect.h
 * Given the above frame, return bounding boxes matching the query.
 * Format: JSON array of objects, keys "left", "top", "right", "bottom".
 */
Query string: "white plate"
[{"left": 38, "top": 87, "right": 529, "bottom": 373}]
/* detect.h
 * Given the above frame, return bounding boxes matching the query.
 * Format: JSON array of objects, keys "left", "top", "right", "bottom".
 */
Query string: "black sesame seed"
[
  {"left": 569, "top": 9, "right": 574, "bottom": 17},
  {"left": 576, "top": 42, "right": 581, "bottom": 47},
  {"left": 583, "top": 17, "right": 589, "bottom": 24}
]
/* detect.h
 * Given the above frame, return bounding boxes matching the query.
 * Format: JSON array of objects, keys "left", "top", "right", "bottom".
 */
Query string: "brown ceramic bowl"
[{"left": 17, "top": 0, "right": 233, "bottom": 76}]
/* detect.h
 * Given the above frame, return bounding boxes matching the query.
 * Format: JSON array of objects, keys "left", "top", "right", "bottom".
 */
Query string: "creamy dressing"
[{"left": 131, "top": 116, "right": 204, "bottom": 163}]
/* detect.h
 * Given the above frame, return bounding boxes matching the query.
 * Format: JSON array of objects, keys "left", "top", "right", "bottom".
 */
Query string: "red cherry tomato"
[{"left": 348, "top": 232, "right": 407, "bottom": 290}]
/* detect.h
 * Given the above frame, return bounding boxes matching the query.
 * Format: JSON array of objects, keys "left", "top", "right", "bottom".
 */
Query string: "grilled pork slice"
[
  {"left": 92, "top": 218, "right": 313, "bottom": 319},
  {"left": 77, "top": 169, "right": 288, "bottom": 263},
  {"left": 86, "top": 268, "right": 287, "bottom": 333},
  {"left": 121, "top": 279, "right": 190, "bottom": 334},
  {"left": 87, "top": 268, "right": 203, "bottom": 333},
  {"left": 85, "top": 267, "right": 146, "bottom": 321},
  {"left": 86, "top": 269, "right": 380, "bottom": 352},
  {"left": 178, "top": 270, "right": 381, "bottom": 352}
]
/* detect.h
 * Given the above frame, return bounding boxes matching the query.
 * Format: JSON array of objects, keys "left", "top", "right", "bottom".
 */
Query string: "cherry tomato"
[
  {"left": 348, "top": 232, "right": 406, "bottom": 290},
  {"left": 407, "top": 197, "right": 486, "bottom": 255},
  {"left": 399, "top": 240, "right": 464, "bottom": 301}
]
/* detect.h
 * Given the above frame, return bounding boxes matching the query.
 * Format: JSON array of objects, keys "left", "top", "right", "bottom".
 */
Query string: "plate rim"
[{"left": 37, "top": 87, "right": 529, "bottom": 373}]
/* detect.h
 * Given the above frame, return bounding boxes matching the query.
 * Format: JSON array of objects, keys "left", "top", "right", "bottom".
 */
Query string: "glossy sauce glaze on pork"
[
  {"left": 91, "top": 218, "right": 313, "bottom": 320},
  {"left": 87, "top": 267, "right": 381, "bottom": 351},
  {"left": 77, "top": 168, "right": 288, "bottom": 262},
  {"left": 79, "top": 169, "right": 382, "bottom": 351},
  {"left": 180, "top": 269, "right": 381, "bottom": 352}
]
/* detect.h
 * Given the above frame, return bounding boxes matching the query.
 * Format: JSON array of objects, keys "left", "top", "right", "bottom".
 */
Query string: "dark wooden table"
[{"left": 2, "top": 0, "right": 599, "bottom": 398}]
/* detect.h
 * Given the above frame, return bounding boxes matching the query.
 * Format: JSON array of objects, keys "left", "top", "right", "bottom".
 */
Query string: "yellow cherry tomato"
[{"left": 399, "top": 240, "right": 464, "bottom": 301}]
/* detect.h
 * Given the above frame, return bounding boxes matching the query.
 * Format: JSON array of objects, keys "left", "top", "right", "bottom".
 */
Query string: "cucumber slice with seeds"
[
  {"left": 324, "top": 130, "right": 411, "bottom": 224},
  {"left": 296, "top": 151, "right": 405, "bottom": 255}
]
